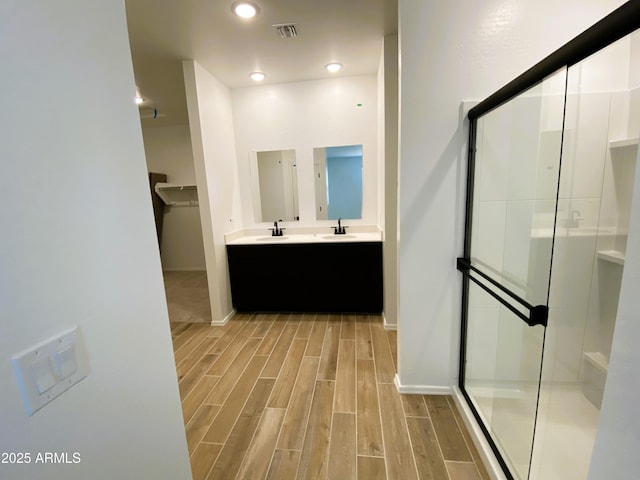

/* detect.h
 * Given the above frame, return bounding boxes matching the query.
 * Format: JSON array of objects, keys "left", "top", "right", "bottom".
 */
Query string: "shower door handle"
[{"left": 456, "top": 257, "right": 548, "bottom": 327}]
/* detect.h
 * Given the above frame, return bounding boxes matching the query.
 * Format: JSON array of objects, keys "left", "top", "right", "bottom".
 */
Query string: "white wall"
[
  {"left": 142, "top": 125, "right": 206, "bottom": 270},
  {"left": 382, "top": 34, "right": 399, "bottom": 328},
  {"left": 143, "top": 126, "right": 197, "bottom": 184},
  {"left": 183, "top": 61, "right": 240, "bottom": 324},
  {"left": 0, "top": 1, "right": 191, "bottom": 479},
  {"left": 397, "top": 0, "right": 627, "bottom": 388},
  {"left": 231, "top": 75, "right": 379, "bottom": 229}
]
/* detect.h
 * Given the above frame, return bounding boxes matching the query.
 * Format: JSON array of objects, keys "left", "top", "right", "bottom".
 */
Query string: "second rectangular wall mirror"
[{"left": 314, "top": 144, "right": 363, "bottom": 220}]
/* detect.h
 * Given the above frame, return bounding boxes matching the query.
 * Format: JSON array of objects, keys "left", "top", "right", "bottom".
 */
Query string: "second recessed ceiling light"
[
  {"left": 325, "top": 62, "right": 342, "bottom": 73},
  {"left": 233, "top": 2, "right": 257, "bottom": 19},
  {"left": 250, "top": 72, "right": 266, "bottom": 82}
]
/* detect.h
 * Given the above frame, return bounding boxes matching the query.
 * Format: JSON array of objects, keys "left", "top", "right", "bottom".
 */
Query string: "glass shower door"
[
  {"left": 529, "top": 31, "right": 640, "bottom": 480},
  {"left": 458, "top": 69, "right": 567, "bottom": 479}
]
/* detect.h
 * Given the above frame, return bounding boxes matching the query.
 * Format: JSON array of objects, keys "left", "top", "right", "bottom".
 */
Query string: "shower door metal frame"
[{"left": 457, "top": 2, "right": 640, "bottom": 478}]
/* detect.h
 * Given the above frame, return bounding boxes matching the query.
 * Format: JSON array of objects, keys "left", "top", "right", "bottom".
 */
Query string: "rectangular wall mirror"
[
  {"left": 313, "top": 144, "right": 363, "bottom": 220},
  {"left": 250, "top": 149, "right": 299, "bottom": 222}
]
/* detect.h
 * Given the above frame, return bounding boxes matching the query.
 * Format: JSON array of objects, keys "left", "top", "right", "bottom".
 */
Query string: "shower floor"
[
  {"left": 531, "top": 384, "right": 599, "bottom": 480},
  {"left": 466, "top": 382, "right": 599, "bottom": 479}
]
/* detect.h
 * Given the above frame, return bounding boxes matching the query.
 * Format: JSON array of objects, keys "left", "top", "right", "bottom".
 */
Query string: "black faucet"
[
  {"left": 271, "top": 220, "right": 285, "bottom": 236},
  {"left": 333, "top": 217, "right": 348, "bottom": 235}
]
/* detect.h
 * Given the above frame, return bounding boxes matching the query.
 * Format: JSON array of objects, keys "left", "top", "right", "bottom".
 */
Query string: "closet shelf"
[
  {"left": 608, "top": 138, "right": 639, "bottom": 149},
  {"left": 583, "top": 351, "right": 609, "bottom": 374},
  {"left": 154, "top": 183, "right": 198, "bottom": 206},
  {"left": 597, "top": 250, "right": 625, "bottom": 265}
]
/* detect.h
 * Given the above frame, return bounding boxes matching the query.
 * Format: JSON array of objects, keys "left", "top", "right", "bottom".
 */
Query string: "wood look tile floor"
[{"left": 170, "top": 313, "right": 489, "bottom": 480}]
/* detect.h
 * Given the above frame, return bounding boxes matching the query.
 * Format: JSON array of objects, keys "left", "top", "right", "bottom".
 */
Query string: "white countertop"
[{"left": 226, "top": 229, "right": 382, "bottom": 245}]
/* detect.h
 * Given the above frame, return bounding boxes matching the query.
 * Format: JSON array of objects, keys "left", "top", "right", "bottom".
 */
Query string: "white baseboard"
[
  {"left": 382, "top": 313, "right": 397, "bottom": 331},
  {"left": 211, "top": 309, "right": 235, "bottom": 326},
  {"left": 393, "top": 374, "right": 452, "bottom": 394},
  {"left": 451, "top": 386, "right": 507, "bottom": 480}
]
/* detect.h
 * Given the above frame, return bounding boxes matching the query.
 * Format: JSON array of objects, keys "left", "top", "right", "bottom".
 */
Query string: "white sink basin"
[
  {"left": 322, "top": 234, "right": 356, "bottom": 240},
  {"left": 256, "top": 236, "right": 289, "bottom": 241}
]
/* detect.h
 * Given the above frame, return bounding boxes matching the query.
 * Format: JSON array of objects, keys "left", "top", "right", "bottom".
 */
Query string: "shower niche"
[{"left": 582, "top": 136, "right": 638, "bottom": 408}]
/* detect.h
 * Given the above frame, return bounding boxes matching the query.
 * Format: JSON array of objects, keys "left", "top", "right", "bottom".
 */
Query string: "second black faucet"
[{"left": 334, "top": 217, "right": 348, "bottom": 235}]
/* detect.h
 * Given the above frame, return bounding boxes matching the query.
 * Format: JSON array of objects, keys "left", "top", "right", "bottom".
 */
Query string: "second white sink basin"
[{"left": 322, "top": 234, "right": 356, "bottom": 240}]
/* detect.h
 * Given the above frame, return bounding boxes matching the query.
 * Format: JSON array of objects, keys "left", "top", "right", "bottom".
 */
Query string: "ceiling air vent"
[{"left": 273, "top": 23, "right": 298, "bottom": 39}]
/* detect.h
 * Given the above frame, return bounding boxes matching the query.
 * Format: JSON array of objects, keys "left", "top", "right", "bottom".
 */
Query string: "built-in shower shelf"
[
  {"left": 597, "top": 250, "right": 625, "bottom": 265},
  {"left": 609, "top": 138, "right": 639, "bottom": 149},
  {"left": 584, "top": 351, "right": 609, "bottom": 374}
]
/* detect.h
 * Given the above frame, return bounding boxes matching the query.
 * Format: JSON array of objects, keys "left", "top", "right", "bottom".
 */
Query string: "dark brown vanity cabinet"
[{"left": 226, "top": 242, "right": 383, "bottom": 313}]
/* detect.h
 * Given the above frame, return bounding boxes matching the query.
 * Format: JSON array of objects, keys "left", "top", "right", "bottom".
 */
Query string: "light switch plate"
[
  {"left": 31, "top": 356, "right": 56, "bottom": 394},
  {"left": 12, "top": 326, "right": 90, "bottom": 416},
  {"left": 54, "top": 345, "right": 77, "bottom": 379}
]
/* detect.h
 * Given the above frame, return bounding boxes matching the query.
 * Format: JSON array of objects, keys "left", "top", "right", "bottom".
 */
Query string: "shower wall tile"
[
  {"left": 609, "top": 144, "right": 638, "bottom": 236},
  {"left": 535, "top": 129, "right": 563, "bottom": 201},
  {"left": 548, "top": 234, "right": 598, "bottom": 309},
  {"left": 495, "top": 307, "right": 526, "bottom": 382},
  {"left": 477, "top": 107, "right": 510, "bottom": 203},
  {"left": 466, "top": 305, "right": 499, "bottom": 381},
  {"left": 559, "top": 92, "right": 611, "bottom": 200},
  {"left": 467, "top": 300, "right": 528, "bottom": 384},
  {"left": 528, "top": 234, "right": 554, "bottom": 306},
  {"left": 539, "top": 90, "right": 566, "bottom": 132},
  {"left": 629, "top": 87, "right": 640, "bottom": 135},
  {"left": 571, "top": 36, "right": 630, "bottom": 94},
  {"left": 507, "top": 97, "right": 543, "bottom": 201},
  {"left": 573, "top": 94, "right": 611, "bottom": 199},
  {"left": 608, "top": 91, "right": 631, "bottom": 141},
  {"left": 502, "top": 200, "right": 535, "bottom": 295},
  {"left": 598, "top": 149, "right": 619, "bottom": 230},
  {"left": 472, "top": 201, "right": 506, "bottom": 276},
  {"left": 629, "top": 32, "right": 640, "bottom": 89}
]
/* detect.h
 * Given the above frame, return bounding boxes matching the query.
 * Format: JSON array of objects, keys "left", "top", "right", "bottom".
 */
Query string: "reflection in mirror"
[
  {"left": 250, "top": 149, "right": 299, "bottom": 222},
  {"left": 314, "top": 145, "right": 363, "bottom": 220}
]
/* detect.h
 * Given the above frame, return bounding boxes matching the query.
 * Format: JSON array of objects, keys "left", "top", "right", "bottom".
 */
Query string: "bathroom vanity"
[{"left": 226, "top": 232, "right": 382, "bottom": 313}]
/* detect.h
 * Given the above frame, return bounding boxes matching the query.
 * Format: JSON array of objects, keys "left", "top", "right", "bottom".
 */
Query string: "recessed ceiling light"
[
  {"left": 135, "top": 96, "right": 144, "bottom": 105},
  {"left": 250, "top": 72, "right": 265, "bottom": 82},
  {"left": 233, "top": 2, "right": 257, "bottom": 19},
  {"left": 325, "top": 62, "right": 342, "bottom": 73}
]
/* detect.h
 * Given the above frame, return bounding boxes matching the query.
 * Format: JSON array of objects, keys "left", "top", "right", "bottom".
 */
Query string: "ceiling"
[{"left": 125, "top": 0, "right": 398, "bottom": 127}]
